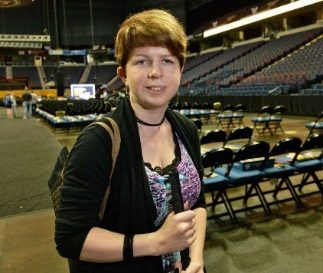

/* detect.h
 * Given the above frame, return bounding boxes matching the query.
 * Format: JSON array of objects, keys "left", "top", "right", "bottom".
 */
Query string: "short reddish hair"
[{"left": 115, "top": 9, "right": 187, "bottom": 69}]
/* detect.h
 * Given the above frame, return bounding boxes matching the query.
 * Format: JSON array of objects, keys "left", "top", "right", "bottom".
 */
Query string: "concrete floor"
[{"left": 1, "top": 107, "right": 322, "bottom": 273}]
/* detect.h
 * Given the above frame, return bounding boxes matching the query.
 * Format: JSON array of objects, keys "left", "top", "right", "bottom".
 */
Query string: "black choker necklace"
[{"left": 136, "top": 116, "right": 165, "bottom": 127}]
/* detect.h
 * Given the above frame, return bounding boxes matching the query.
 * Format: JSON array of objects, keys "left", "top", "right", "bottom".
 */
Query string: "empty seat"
[
  {"left": 268, "top": 105, "right": 287, "bottom": 134},
  {"left": 305, "top": 111, "right": 323, "bottom": 136},
  {"left": 232, "top": 104, "right": 246, "bottom": 128},
  {"left": 251, "top": 105, "right": 274, "bottom": 135},
  {"left": 200, "top": 129, "right": 227, "bottom": 155},
  {"left": 260, "top": 137, "right": 304, "bottom": 209},
  {"left": 216, "top": 104, "right": 234, "bottom": 129},
  {"left": 224, "top": 126, "right": 253, "bottom": 153},
  {"left": 202, "top": 147, "right": 235, "bottom": 222},
  {"left": 296, "top": 133, "right": 323, "bottom": 194},
  {"left": 215, "top": 141, "right": 271, "bottom": 217}
]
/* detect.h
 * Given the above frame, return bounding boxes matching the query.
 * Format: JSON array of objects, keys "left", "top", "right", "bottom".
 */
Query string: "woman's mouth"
[{"left": 147, "top": 86, "right": 165, "bottom": 93}]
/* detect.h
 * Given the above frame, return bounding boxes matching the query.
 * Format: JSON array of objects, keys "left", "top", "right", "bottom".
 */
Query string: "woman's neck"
[{"left": 131, "top": 101, "right": 167, "bottom": 126}]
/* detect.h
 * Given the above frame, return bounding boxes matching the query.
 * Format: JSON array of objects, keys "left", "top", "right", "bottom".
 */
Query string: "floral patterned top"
[{"left": 145, "top": 133, "right": 201, "bottom": 272}]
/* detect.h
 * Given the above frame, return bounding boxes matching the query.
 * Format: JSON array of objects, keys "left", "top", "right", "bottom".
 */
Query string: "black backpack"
[{"left": 48, "top": 117, "right": 120, "bottom": 219}]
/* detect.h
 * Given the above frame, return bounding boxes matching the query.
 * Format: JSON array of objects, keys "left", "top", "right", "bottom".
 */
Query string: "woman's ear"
[
  {"left": 117, "top": 67, "right": 127, "bottom": 84},
  {"left": 180, "top": 65, "right": 184, "bottom": 74}
]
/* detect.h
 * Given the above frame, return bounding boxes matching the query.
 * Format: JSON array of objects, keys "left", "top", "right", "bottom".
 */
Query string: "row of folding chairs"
[
  {"left": 200, "top": 126, "right": 253, "bottom": 154},
  {"left": 251, "top": 105, "right": 286, "bottom": 135},
  {"left": 216, "top": 104, "right": 246, "bottom": 129},
  {"left": 202, "top": 133, "right": 323, "bottom": 224}
]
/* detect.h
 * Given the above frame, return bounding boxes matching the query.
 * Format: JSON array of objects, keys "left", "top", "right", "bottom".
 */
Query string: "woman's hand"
[
  {"left": 181, "top": 259, "right": 204, "bottom": 273},
  {"left": 153, "top": 210, "right": 197, "bottom": 255}
]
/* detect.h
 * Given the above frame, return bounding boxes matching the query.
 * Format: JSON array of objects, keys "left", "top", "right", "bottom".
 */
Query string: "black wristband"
[{"left": 123, "top": 234, "right": 134, "bottom": 262}]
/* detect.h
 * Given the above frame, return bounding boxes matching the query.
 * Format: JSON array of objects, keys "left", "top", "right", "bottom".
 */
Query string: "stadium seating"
[
  {"left": 12, "top": 66, "right": 41, "bottom": 88},
  {"left": 86, "top": 64, "right": 118, "bottom": 85}
]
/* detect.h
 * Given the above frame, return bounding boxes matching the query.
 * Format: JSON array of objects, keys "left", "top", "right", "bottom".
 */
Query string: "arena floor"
[{"left": 1, "top": 105, "right": 322, "bottom": 273}]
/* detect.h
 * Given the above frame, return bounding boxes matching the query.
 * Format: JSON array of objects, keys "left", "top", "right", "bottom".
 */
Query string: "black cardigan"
[{"left": 55, "top": 98, "right": 206, "bottom": 273}]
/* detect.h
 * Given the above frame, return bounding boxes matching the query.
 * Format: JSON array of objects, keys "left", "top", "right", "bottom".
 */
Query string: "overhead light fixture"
[{"left": 203, "top": 0, "right": 323, "bottom": 38}]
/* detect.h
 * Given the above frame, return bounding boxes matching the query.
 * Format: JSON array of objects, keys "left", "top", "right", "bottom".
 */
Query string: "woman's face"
[{"left": 118, "top": 46, "right": 182, "bottom": 111}]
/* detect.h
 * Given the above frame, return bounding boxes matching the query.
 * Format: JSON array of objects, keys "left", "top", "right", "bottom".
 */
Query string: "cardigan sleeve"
[
  {"left": 189, "top": 119, "right": 206, "bottom": 210},
  {"left": 166, "top": 110, "right": 206, "bottom": 211},
  {"left": 55, "top": 124, "right": 113, "bottom": 260}
]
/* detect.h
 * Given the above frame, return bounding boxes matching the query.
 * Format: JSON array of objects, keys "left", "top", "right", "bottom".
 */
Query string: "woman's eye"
[
  {"left": 163, "top": 58, "right": 174, "bottom": 64},
  {"left": 136, "top": 59, "right": 147, "bottom": 65}
]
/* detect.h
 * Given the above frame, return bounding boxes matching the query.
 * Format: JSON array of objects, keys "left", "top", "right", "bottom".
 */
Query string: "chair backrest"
[
  {"left": 301, "top": 133, "right": 323, "bottom": 151},
  {"left": 226, "top": 140, "right": 270, "bottom": 176},
  {"left": 200, "top": 129, "right": 227, "bottom": 144},
  {"left": 307, "top": 111, "right": 323, "bottom": 135},
  {"left": 233, "top": 141, "right": 270, "bottom": 163},
  {"left": 294, "top": 133, "right": 323, "bottom": 161},
  {"left": 202, "top": 147, "right": 234, "bottom": 169},
  {"left": 192, "top": 119, "right": 202, "bottom": 131},
  {"left": 273, "top": 105, "right": 287, "bottom": 115},
  {"left": 222, "top": 104, "right": 234, "bottom": 112},
  {"left": 258, "top": 105, "right": 273, "bottom": 117},
  {"left": 313, "top": 111, "right": 323, "bottom": 124},
  {"left": 264, "top": 137, "right": 302, "bottom": 167},
  {"left": 234, "top": 104, "right": 246, "bottom": 112},
  {"left": 226, "top": 126, "right": 253, "bottom": 142},
  {"left": 269, "top": 137, "right": 302, "bottom": 156}
]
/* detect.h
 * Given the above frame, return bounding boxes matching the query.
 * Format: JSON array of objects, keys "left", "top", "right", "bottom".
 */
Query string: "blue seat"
[
  {"left": 305, "top": 121, "right": 323, "bottom": 132},
  {"left": 251, "top": 105, "right": 273, "bottom": 135},
  {"left": 268, "top": 105, "right": 286, "bottom": 134},
  {"left": 295, "top": 133, "right": 323, "bottom": 194},
  {"left": 261, "top": 137, "right": 304, "bottom": 208},
  {"left": 202, "top": 148, "right": 235, "bottom": 222},
  {"left": 305, "top": 111, "right": 323, "bottom": 136},
  {"left": 215, "top": 141, "right": 271, "bottom": 216},
  {"left": 232, "top": 104, "right": 246, "bottom": 128},
  {"left": 216, "top": 104, "right": 234, "bottom": 129}
]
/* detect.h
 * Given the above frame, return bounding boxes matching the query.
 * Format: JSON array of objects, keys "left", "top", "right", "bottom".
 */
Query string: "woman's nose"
[{"left": 148, "top": 63, "right": 163, "bottom": 78}]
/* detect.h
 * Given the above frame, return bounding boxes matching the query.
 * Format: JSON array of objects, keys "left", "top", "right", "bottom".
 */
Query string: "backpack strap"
[{"left": 94, "top": 117, "right": 121, "bottom": 221}]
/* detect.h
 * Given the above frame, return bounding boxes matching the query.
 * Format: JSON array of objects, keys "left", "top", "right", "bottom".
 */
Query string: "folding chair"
[
  {"left": 260, "top": 137, "right": 304, "bottom": 209},
  {"left": 251, "top": 105, "right": 273, "bottom": 135},
  {"left": 295, "top": 133, "right": 323, "bottom": 195},
  {"left": 200, "top": 129, "right": 227, "bottom": 152},
  {"left": 215, "top": 141, "right": 271, "bottom": 217},
  {"left": 232, "top": 104, "right": 246, "bottom": 128},
  {"left": 216, "top": 104, "right": 234, "bottom": 129},
  {"left": 305, "top": 111, "right": 323, "bottom": 136},
  {"left": 224, "top": 126, "right": 253, "bottom": 153},
  {"left": 268, "top": 105, "right": 286, "bottom": 134},
  {"left": 192, "top": 118, "right": 203, "bottom": 135},
  {"left": 202, "top": 147, "right": 236, "bottom": 222}
]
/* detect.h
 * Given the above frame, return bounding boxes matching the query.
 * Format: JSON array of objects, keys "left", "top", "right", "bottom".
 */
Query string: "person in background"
[
  {"left": 55, "top": 9, "right": 206, "bottom": 273},
  {"left": 22, "top": 87, "right": 32, "bottom": 119},
  {"left": 10, "top": 93, "right": 17, "bottom": 118},
  {"left": 3, "top": 92, "right": 13, "bottom": 118},
  {"left": 31, "top": 91, "right": 38, "bottom": 114}
]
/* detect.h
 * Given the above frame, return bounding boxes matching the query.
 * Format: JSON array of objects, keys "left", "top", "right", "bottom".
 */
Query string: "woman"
[
  {"left": 10, "top": 93, "right": 17, "bottom": 118},
  {"left": 55, "top": 9, "right": 206, "bottom": 273},
  {"left": 3, "top": 92, "right": 14, "bottom": 118}
]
